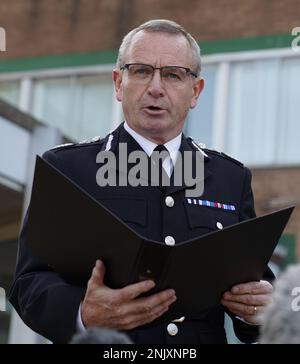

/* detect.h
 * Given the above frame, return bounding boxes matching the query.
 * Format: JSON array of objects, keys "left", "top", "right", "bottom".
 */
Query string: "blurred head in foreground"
[
  {"left": 70, "top": 327, "right": 133, "bottom": 344},
  {"left": 259, "top": 264, "right": 300, "bottom": 344}
]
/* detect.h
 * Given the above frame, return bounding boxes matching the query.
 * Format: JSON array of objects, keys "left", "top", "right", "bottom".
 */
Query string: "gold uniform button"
[
  {"left": 164, "top": 236, "right": 175, "bottom": 246},
  {"left": 167, "top": 323, "right": 178, "bottom": 336},
  {"left": 165, "top": 196, "right": 175, "bottom": 207}
]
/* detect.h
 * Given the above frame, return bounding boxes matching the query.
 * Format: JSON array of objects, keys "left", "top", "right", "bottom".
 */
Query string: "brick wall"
[
  {"left": 252, "top": 168, "right": 300, "bottom": 260},
  {"left": 0, "top": 0, "right": 299, "bottom": 59}
]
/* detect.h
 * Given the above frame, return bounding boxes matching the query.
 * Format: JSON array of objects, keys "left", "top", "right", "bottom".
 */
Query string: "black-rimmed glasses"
[{"left": 120, "top": 63, "right": 198, "bottom": 84}]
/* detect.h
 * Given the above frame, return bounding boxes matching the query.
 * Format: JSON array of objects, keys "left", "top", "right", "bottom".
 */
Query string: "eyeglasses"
[{"left": 120, "top": 63, "right": 198, "bottom": 84}]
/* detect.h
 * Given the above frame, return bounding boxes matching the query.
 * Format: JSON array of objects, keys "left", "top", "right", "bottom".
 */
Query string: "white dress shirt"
[{"left": 124, "top": 121, "right": 182, "bottom": 177}]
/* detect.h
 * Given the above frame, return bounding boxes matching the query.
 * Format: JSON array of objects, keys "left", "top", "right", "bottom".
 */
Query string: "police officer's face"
[{"left": 113, "top": 31, "right": 204, "bottom": 143}]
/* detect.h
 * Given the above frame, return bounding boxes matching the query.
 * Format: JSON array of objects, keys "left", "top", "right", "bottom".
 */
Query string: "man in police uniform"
[{"left": 9, "top": 20, "right": 273, "bottom": 344}]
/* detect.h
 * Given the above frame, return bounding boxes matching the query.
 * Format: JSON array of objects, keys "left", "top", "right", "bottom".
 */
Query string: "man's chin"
[{"left": 141, "top": 119, "right": 171, "bottom": 133}]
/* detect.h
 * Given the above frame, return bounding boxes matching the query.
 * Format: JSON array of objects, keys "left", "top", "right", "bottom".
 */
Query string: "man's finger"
[
  {"left": 118, "top": 280, "right": 157, "bottom": 301},
  {"left": 108, "top": 293, "right": 176, "bottom": 330},
  {"left": 221, "top": 299, "right": 258, "bottom": 316},
  {"left": 137, "top": 287, "right": 176, "bottom": 305},
  {"left": 88, "top": 259, "right": 106, "bottom": 289},
  {"left": 121, "top": 295, "right": 176, "bottom": 330},
  {"left": 130, "top": 291, "right": 177, "bottom": 316},
  {"left": 131, "top": 304, "right": 171, "bottom": 329},
  {"left": 231, "top": 280, "right": 273, "bottom": 295},
  {"left": 222, "top": 293, "right": 272, "bottom": 306}
]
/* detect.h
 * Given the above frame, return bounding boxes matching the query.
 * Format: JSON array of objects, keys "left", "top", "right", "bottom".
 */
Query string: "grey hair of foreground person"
[
  {"left": 259, "top": 264, "right": 300, "bottom": 344},
  {"left": 70, "top": 327, "right": 133, "bottom": 344}
]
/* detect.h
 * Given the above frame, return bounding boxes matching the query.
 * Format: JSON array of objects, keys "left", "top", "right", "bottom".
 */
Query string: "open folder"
[{"left": 27, "top": 156, "right": 294, "bottom": 319}]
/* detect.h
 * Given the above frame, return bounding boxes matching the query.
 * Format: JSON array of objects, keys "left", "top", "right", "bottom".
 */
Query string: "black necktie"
[
  {"left": 151, "top": 145, "right": 171, "bottom": 190},
  {"left": 153, "top": 144, "right": 169, "bottom": 158}
]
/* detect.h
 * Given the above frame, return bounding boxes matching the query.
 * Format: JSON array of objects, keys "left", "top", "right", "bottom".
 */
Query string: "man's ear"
[
  {"left": 190, "top": 77, "right": 204, "bottom": 109},
  {"left": 112, "top": 69, "right": 123, "bottom": 102}
]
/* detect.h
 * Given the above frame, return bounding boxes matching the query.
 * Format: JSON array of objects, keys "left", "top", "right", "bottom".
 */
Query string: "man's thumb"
[{"left": 89, "top": 259, "right": 106, "bottom": 288}]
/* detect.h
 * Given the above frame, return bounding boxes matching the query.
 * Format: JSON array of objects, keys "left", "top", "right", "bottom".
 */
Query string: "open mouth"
[
  {"left": 144, "top": 105, "right": 166, "bottom": 114},
  {"left": 148, "top": 106, "right": 163, "bottom": 111}
]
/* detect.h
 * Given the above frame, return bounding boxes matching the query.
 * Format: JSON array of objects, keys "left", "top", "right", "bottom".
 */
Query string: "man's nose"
[{"left": 147, "top": 69, "right": 165, "bottom": 98}]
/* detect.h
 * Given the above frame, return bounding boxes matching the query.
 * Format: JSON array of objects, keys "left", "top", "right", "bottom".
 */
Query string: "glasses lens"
[
  {"left": 125, "top": 64, "right": 192, "bottom": 84},
  {"left": 161, "top": 67, "right": 187, "bottom": 82},
  {"left": 127, "top": 64, "right": 153, "bottom": 80}
]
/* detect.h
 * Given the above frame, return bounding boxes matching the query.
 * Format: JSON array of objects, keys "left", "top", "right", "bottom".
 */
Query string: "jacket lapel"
[{"left": 166, "top": 135, "right": 212, "bottom": 195}]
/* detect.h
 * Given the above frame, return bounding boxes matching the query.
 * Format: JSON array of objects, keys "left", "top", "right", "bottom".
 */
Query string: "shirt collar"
[{"left": 124, "top": 121, "right": 182, "bottom": 163}]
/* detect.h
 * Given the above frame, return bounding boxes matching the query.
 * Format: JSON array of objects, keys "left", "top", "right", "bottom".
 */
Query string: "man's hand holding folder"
[
  {"left": 81, "top": 260, "right": 177, "bottom": 330},
  {"left": 81, "top": 259, "right": 272, "bottom": 329},
  {"left": 221, "top": 280, "right": 273, "bottom": 325}
]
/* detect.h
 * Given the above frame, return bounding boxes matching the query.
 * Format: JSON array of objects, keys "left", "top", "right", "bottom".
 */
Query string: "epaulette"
[
  {"left": 50, "top": 136, "right": 103, "bottom": 152},
  {"left": 186, "top": 136, "right": 209, "bottom": 158},
  {"left": 203, "top": 148, "right": 244, "bottom": 168}
]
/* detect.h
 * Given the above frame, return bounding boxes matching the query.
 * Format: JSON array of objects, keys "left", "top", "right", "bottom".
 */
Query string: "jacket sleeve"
[
  {"left": 8, "top": 151, "right": 86, "bottom": 343},
  {"left": 227, "top": 167, "right": 275, "bottom": 343}
]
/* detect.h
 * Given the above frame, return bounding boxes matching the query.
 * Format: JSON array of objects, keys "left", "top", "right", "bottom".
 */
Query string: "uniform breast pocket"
[{"left": 184, "top": 202, "right": 239, "bottom": 238}]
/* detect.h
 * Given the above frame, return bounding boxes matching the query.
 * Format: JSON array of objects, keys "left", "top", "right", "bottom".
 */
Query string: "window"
[
  {"left": 184, "top": 65, "right": 217, "bottom": 147},
  {"left": 277, "top": 58, "right": 300, "bottom": 164},
  {"left": 224, "top": 56, "right": 300, "bottom": 166},
  {"left": 225, "top": 59, "right": 280, "bottom": 165},
  {"left": 32, "top": 74, "right": 113, "bottom": 141},
  {"left": 184, "top": 51, "right": 300, "bottom": 166},
  {"left": 0, "top": 81, "right": 20, "bottom": 107}
]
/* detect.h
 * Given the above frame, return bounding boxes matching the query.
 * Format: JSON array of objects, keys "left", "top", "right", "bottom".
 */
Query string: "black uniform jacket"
[{"left": 9, "top": 123, "right": 274, "bottom": 344}]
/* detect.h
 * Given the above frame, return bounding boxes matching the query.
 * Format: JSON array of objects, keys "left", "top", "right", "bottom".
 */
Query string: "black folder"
[{"left": 27, "top": 156, "right": 294, "bottom": 320}]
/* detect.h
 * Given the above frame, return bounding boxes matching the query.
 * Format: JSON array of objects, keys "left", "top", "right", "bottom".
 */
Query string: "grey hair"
[
  {"left": 259, "top": 264, "right": 300, "bottom": 344},
  {"left": 70, "top": 327, "right": 133, "bottom": 344},
  {"left": 116, "top": 19, "right": 201, "bottom": 75}
]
